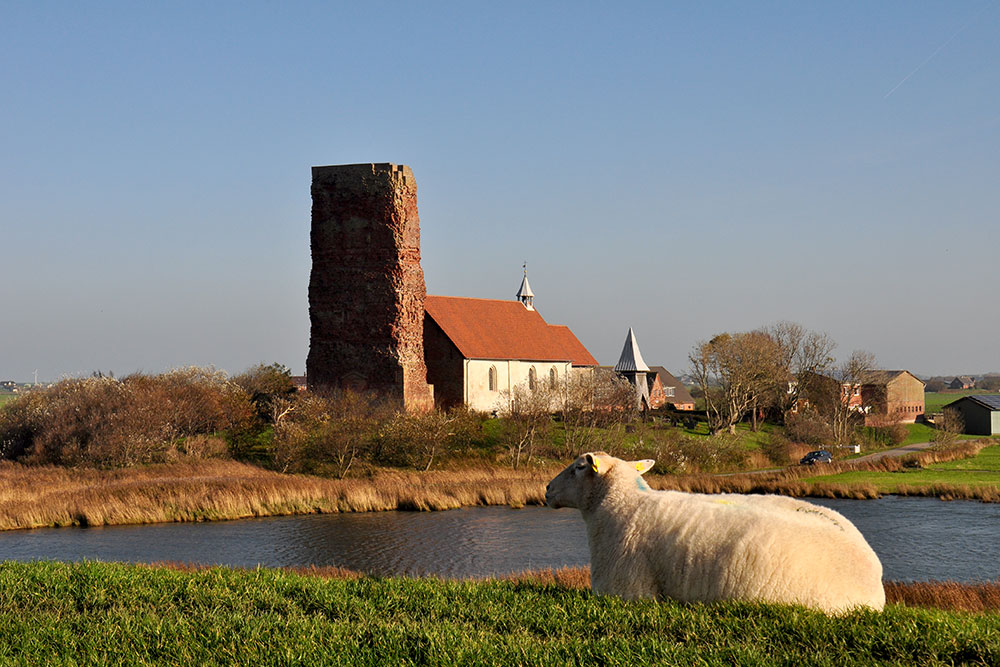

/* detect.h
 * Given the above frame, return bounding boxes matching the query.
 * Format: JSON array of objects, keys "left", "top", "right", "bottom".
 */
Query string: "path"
[{"left": 852, "top": 441, "right": 935, "bottom": 463}]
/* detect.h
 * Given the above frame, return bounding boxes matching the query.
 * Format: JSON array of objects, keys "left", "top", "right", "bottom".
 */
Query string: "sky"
[{"left": 2, "top": 1, "right": 998, "bottom": 382}]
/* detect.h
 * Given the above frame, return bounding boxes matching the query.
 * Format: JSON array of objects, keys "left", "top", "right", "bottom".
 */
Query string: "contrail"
[{"left": 884, "top": 3, "right": 992, "bottom": 99}]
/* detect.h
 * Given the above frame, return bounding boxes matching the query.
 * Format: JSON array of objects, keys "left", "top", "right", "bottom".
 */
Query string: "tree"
[
  {"left": 933, "top": 408, "right": 965, "bottom": 445},
  {"left": 765, "top": 322, "right": 836, "bottom": 421},
  {"left": 558, "top": 370, "right": 637, "bottom": 458},
  {"left": 689, "top": 331, "right": 784, "bottom": 435},
  {"left": 496, "top": 382, "right": 556, "bottom": 469},
  {"left": 824, "top": 350, "right": 876, "bottom": 445},
  {"left": 232, "top": 363, "right": 296, "bottom": 423}
]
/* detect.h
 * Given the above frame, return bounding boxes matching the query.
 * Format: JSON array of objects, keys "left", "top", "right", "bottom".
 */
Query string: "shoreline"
[{"left": 2, "top": 446, "right": 998, "bottom": 532}]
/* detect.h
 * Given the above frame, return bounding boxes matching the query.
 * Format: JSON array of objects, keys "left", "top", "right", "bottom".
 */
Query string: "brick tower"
[{"left": 307, "top": 163, "right": 434, "bottom": 411}]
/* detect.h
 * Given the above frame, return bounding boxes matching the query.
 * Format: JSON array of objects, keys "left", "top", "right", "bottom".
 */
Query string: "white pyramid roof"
[
  {"left": 614, "top": 327, "right": 650, "bottom": 373},
  {"left": 516, "top": 273, "right": 534, "bottom": 299}
]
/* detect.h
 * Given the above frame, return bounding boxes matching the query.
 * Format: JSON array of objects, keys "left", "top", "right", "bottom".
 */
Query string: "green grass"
[
  {"left": 0, "top": 393, "right": 16, "bottom": 408},
  {"left": 806, "top": 445, "right": 1000, "bottom": 492},
  {"left": 1, "top": 561, "right": 998, "bottom": 666},
  {"left": 900, "top": 422, "right": 945, "bottom": 446},
  {"left": 924, "top": 391, "right": 1000, "bottom": 413}
]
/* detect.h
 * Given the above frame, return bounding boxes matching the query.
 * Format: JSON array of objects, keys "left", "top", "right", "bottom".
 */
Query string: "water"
[{"left": 1, "top": 496, "right": 999, "bottom": 582}]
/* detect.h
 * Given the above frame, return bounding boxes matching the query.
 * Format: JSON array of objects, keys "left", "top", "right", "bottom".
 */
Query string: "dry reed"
[
  {"left": 0, "top": 459, "right": 554, "bottom": 531},
  {"left": 2, "top": 438, "right": 996, "bottom": 531}
]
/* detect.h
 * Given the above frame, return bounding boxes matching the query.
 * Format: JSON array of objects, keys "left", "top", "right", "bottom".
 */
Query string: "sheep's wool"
[{"left": 545, "top": 452, "right": 885, "bottom": 614}]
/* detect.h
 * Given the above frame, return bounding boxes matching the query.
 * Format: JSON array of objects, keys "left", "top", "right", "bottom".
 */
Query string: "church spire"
[{"left": 516, "top": 262, "right": 534, "bottom": 310}]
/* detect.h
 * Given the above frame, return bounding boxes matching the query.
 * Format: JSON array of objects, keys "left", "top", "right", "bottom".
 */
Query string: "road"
[{"left": 851, "top": 441, "right": 935, "bottom": 463}]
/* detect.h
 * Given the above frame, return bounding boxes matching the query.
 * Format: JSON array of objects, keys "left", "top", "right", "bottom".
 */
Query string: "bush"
[
  {"left": 784, "top": 413, "right": 833, "bottom": 446},
  {"left": 0, "top": 368, "right": 255, "bottom": 467},
  {"left": 623, "top": 428, "right": 749, "bottom": 474},
  {"left": 231, "top": 363, "right": 297, "bottom": 423}
]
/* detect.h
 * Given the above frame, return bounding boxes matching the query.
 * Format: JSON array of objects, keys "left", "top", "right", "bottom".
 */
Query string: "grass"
[
  {"left": 925, "top": 390, "right": 1000, "bottom": 413},
  {"left": 0, "top": 393, "right": 16, "bottom": 408},
  {"left": 803, "top": 445, "right": 1000, "bottom": 495},
  {"left": 1, "top": 561, "right": 999, "bottom": 665}
]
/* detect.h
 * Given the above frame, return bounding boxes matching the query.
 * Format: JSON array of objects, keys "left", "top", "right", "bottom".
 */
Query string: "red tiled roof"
[
  {"left": 424, "top": 295, "right": 597, "bottom": 364},
  {"left": 548, "top": 325, "right": 599, "bottom": 366}
]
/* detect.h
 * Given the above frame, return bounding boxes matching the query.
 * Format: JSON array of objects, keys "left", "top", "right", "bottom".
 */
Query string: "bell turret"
[{"left": 516, "top": 264, "right": 534, "bottom": 310}]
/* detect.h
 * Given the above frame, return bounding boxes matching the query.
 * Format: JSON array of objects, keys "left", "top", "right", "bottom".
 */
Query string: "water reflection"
[{"left": 1, "top": 497, "right": 998, "bottom": 582}]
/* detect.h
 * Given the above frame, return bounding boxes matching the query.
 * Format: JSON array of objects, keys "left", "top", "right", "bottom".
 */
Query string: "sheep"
[{"left": 545, "top": 451, "right": 885, "bottom": 614}]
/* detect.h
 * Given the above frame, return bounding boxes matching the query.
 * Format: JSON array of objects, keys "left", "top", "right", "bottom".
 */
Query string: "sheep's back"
[{"left": 620, "top": 490, "right": 884, "bottom": 612}]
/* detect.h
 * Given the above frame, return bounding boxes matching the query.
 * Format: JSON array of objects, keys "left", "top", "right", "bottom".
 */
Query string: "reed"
[
  {"left": 0, "top": 459, "right": 554, "bottom": 531},
  {"left": 2, "top": 439, "right": 998, "bottom": 532}
]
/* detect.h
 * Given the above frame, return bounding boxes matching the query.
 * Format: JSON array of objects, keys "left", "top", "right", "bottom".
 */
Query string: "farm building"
[
  {"left": 949, "top": 376, "right": 976, "bottom": 390},
  {"left": 861, "top": 370, "right": 925, "bottom": 425},
  {"left": 942, "top": 395, "right": 1000, "bottom": 436}
]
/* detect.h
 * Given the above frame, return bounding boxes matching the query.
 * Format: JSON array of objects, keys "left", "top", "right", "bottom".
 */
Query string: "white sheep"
[{"left": 545, "top": 451, "right": 885, "bottom": 614}]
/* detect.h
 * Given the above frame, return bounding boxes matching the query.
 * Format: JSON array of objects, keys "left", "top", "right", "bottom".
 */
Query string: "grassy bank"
[
  {"left": 1, "top": 561, "right": 998, "bottom": 665},
  {"left": 802, "top": 444, "right": 1000, "bottom": 498},
  {"left": 4, "top": 440, "right": 1000, "bottom": 532},
  {"left": 0, "top": 460, "right": 554, "bottom": 531}
]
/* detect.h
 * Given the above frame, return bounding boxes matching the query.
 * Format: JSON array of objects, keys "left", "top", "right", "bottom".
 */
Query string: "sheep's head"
[{"left": 545, "top": 452, "right": 655, "bottom": 510}]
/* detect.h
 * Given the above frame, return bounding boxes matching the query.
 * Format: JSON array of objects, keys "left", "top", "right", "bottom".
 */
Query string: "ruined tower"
[{"left": 307, "top": 163, "right": 434, "bottom": 411}]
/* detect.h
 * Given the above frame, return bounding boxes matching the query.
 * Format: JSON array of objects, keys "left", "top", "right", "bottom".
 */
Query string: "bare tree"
[
  {"left": 496, "top": 382, "right": 556, "bottom": 469},
  {"left": 689, "top": 331, "right": 784, "bottom": 435},
  {"left": 558, "top": 370, "right": 636, "bottom": 458},
  {"left": 933, "top": 408, "right": 965, "bottom": 445},
  {"left": 824, "top": 350, "right": 877, "bottom": 445},
  {"left": 765, "top": 321, "right": 836, "bottom": 420}
]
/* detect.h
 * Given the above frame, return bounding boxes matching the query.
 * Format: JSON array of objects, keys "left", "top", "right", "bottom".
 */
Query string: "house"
[
  {"left": 647, "top": 366, "right": 695, "bottom": 411},
  {"left": 422, "top": 277, "right": 597, "bottom": 411},
  {"left": 861, "top": 370, "right": 925, "bottom": 425},
  {"left": 943, "top": 395, "right": 1000, "bottom": 436},
  {"left": 949, "top": 376, "right": 976, "bottom": 390}
]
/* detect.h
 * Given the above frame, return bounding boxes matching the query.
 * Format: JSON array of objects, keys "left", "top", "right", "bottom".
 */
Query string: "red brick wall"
[{"left": 307, "top": 163, "right": 433, "bottom": 411}]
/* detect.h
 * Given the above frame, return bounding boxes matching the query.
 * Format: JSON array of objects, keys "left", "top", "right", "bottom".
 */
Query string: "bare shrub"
[
  {"left": 0, "top": 368, "right": 255, "bottom": 468},
  {"left": 496, "top": 383, "right": 556, "bottom": 469},
  {"left": 231, "top": 363, "right": 296, "bottom": 423},
  {"left": 558, "top": 371, "right": 636, "bottom": 459},
  {"left": 271, "top": 390, "right": 395, "bottom": 478},
  {"left": 932, "top": 408, "right": 965, "bottom": 445},
  {"left": 784, "top": 412, "right": 834, "bottom": 446},
  {"left": 374, "top": 408, "right": 481, "bottom": 471}
]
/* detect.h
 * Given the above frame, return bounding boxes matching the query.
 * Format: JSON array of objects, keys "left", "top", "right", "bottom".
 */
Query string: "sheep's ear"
[
  {"left": 585, "top": 453, "right": 601, "bottom": 474},
  {"left": 632, "top": 459, "right": 655, "bottom": 475}
]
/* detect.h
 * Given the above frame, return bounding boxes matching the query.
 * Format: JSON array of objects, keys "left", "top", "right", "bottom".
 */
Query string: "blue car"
[{"left": 800, "top": 450, "right": 833, "bottom": 465}]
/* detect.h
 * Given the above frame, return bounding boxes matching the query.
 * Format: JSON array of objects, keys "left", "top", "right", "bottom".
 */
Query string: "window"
[
  {"left": 665, "top": 386, "right": 675, "bottom": 397},
  {"left": 549, "top": 367, "right": 558, "bottom": 390},
  {"left": 528, "top": 366, "right": 537, "bottom": 391},
  {"left": 488, "top": 366, "right": 497, "bottom": 392}
]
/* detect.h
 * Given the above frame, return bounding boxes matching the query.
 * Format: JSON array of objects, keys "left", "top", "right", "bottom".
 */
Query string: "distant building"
[
  {"left": 613, "top": 328, "right": 651, "bottom": 410},
  {"left": 943, "top": 395, "right": 1000, "bottom": 436},
  {"left": 949, "top": 376, "right": 976, "bottom": 390},
  {"left": 422, "top": 275, "right": 597, "bottom": 411},
  {"left": 861, "top": 370, "right": 925, "bottom": 425},
  {"left": 646, "top": 366, "right": 695, "bottom": 411}
]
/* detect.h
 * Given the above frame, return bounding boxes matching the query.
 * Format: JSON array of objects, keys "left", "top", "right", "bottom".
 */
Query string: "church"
[
  {"left": 306, "top": 162, "right": 597, "bottom": 413},
  {"left": 423, "top": 271, "right": 597, "bottom": 411}
]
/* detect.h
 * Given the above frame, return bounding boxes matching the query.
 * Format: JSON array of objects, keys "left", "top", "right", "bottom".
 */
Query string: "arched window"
[
  {"left": 528, "top": 366, "right": 537, "bottom": 391},
  {"left": 549, "top": 367, "right": 558, "bottom": 390},
  {"left": 488, "top": 366, "right": 497, "bottom": 392}
]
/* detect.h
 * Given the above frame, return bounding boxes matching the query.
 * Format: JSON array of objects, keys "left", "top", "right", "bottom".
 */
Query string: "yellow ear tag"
[{"left": 591, "top": 459, "right": 600, "bottom": 473}]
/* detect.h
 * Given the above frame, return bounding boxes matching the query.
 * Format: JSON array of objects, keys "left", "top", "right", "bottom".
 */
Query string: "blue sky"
[{"left": 2, "top": 1, "right": 998, "bottom": 381}]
